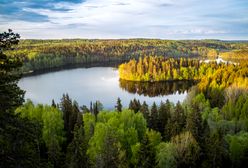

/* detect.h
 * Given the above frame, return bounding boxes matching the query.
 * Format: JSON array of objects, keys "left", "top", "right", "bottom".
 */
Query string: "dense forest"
[
  {"left": 1, "top": 30, "right": 248, "bottom": 168},
  {"left": 119, "top": 56, "right": 248, "bottom": 82},
  {"left": 220, "top": 49, "right": 248, "bottom": 60},
  {"left": 119, "top": 56, "right": 248, "bottom": 108},
  {"left": 4, "top": 38, "right": 248, "bottom": 74}
]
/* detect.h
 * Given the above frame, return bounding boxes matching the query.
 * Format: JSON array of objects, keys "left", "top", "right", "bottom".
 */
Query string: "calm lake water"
[{"left": 19, "top": 67, "right": 191, "bottom": 109}]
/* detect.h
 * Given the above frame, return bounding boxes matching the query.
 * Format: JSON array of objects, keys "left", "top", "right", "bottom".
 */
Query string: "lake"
[{"left": 19, "top": 67, "right": 193, "bottom": 109}]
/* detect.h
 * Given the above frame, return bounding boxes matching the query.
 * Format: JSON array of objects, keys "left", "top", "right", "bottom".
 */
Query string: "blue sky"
[{"left": 0, "top": 0, "right": 247, "bottom": 39}]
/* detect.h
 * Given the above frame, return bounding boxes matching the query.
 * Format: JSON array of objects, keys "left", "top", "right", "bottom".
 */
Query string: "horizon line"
[{"left": 20, "top": 38, "right": 248, "bottom": 42}]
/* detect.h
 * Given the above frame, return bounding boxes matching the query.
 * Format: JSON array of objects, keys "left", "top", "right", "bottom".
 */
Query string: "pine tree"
[
  {"left": 158, "top": 101, "right": 170, "bottom": 138},
  {"left": 51, "top": 99, "right": 56, "bottom": 108},
  {"left": 174, "top": 102, "right": 186, "bottom": 133},
  {"left": 0, "top": 29, "right": 41, "bottom": 167},
  {"left": 115, "top": 97, "right": 122, "bottom": 112},
  {"left": 0, "top": 29, "right": 24, "bottom": 113},
  {"left": 129, "top": 98, "right": 141, "bottom": 113},
  {"left": 172, "top": 131, "right": 200, "bottom": 168},
  {"left": 93, "top": 101, "right": 103, "bottom": 120},
  {"left": 71, "top": 101, "right": 80, "bottom": 132},
  {"left": 81, "top": 105, "right": 90, "bottom": 114},
  {"left": 165, "top": 102, "right": 186, "bottom": 140},
  {"left": 203, "top": 130, "right": 228, "bottom": 168},
  {"left": 90, "top": 101, "right": 93, "bottom": 114},
  {"left": 150, "top": 102, "right": 158, "bottom": 131},
  {"left": 66, "top": 114, "right": 89, "bottom": 168},
  {"left": 60, "top": 94, "right": 79, "bottom": 146},
  {"left": 129, "top": 100, "right": 133, "bottom": 110},
  {"left": 140, "top": 101, "right": 149, "bottom": 122},
  {"left": 137, "top": 134, "right": 156, "bottom": 168},
  {"left": 163, "top": 100, "right": 172, "bottom": 140},
  {"left": 186, "top": 103, "right": 203, "bottom": 143}
]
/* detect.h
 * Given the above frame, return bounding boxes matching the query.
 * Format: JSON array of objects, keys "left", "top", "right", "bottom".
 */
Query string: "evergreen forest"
[{"left": 1, "top": 30, "right": 248, "bottom": 168}]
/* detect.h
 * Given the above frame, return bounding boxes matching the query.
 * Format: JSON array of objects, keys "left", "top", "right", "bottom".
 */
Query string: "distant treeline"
[{"left": 5, "top": 39, "right": 248, "bottom": 73}]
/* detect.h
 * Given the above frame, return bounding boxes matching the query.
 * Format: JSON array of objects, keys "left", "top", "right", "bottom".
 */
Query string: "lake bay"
[{"left": 19, "top": 67, "right": 192, "bottom": 109}]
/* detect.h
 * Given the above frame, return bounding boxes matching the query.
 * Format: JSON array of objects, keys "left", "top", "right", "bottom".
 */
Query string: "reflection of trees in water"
[{"left": 119, "top": 79, "right": 196, "bottom": 97}]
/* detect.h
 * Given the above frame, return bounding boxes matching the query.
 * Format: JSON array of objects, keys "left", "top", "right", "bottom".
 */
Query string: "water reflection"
[
  {"left": 19, "top": 67, "right": 193, "bottom": 109},
  {"left": 119, "top": 79, "right": 196, "bottom": 97}
]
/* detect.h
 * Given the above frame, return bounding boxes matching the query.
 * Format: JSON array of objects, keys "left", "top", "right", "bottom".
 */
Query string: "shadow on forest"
[{"left": 119, "top": 79, "right": 196, "bottom": 97}]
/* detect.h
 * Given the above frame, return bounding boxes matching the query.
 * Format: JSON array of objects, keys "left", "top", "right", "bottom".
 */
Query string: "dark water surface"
[{"left": 19, "top": 67, "right": 193, "bottom": 109}]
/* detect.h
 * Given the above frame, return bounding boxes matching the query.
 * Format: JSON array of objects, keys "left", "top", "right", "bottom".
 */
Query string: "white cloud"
[{"left": 1, "top": 0, "right": 247, "bottom": 39}]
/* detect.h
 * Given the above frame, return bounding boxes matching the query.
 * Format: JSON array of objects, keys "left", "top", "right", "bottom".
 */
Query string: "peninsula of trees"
[{"left": 118, "top": 56, "right": 247, "bottom": 82}]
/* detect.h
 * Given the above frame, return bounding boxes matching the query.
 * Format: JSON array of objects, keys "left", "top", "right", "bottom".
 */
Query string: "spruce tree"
[
  {"left": 140, "top": 101, "right": 149, "bottom": 122},
  {"left": 51, "top": 99, "right": 56, "bottom": 108},
  {"left": 137, "top": 134, "right": 156, "bottom": 168},
  {"left": 0, "top": 29, "right": 41, "bottom": 167},
  {"left": 60, "top": 95, "right": 80, "bottom": 146},
  {"left": 66, "top": 114, "right": 89, "bottom": 168},
  {"left": 129, "top": 98, "right": 141, "bottom": 113},
  {"left": 93, "top": 101, "right": 103, "bottom": 120},
  {"left": 165, "top": 102, "right": 186, "bottom": 140},
  {"left": 186, "top": 103, "right": 203, "bottom": 143},
  {"left": 158, "top": 101, "right": 169, "bottom": 138},
  {"left": 0, "top": 29, "right": 24, "bottom": 113},
  {"left": 115, "top": 97, "right": 122, "bottom": 112},
  {"left": 150, "top": 102, "right": 158, "bottom": 131}
]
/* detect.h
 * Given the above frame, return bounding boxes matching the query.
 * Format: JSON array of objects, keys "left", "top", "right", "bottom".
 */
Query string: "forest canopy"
[
  {"left": 118, "top": 56, "right": 247, "bottom": 82},
  {"left": 1, "top": 30, "right": 248, "bottom": 168},
  {"left": 5, "top": 39, "right": 248, "bottom": 74}
]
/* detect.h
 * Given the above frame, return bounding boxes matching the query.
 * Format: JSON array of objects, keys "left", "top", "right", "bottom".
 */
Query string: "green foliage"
[
  {"left": 129, "top": 98, "right": 141, "bottom": 113},
  {"left": 202, "top": 130, "right": 229, "bottom": 168},
  {"left": 156, "top": 142, "right": 177, "bottom": 168},
  {"left": 7, "top": 39, "right": 246, "bottom": 73},
  {"left": 0, "top": 30, "right": 41, "bottom": 168},
  {"left": 140, "top": 101, "right": 149, "bottom": 122},
  {"left": 61, "top": 94, "right": 76, "bottom": 144},
  {"left": 92, "top": 100, "right": 103, "bottom": 119},
  {"left": 172, "top": 131, "right": 200, "bottom": 167},
  {"left": 165, "top": 102, "right": 186, "bottom": 140},
  {"left": 87, "top": 110, "right": 147, "bottom": 167},
  {"left": 66, "top": 124, "right": 88, "bottom": 168},
  {"left": 150, "top": 102, "right": 159, "bottom": 131},
  {"left": 5, "top": 91, "right": 248, "bottom": 168},
  {"left": 2, "top": 31, "right": 248, "bottom": 167},
  {"left": 115, "top": 97, "right": 122, "bottom": 112},
  {"left": 226, "top": 132, "right": 248, "bottom": 168},
  {"left": 186, "top": 104, "right": 204, "bottom": 142},
  {"left": 16, "top": 101, "right": 65, "bottom": 167},
  {"left": 83, "top": 112, "right": 96, "bottom": 143},
  {"left": 158, "top": 101, "right": 171, "bottom": 140},
  {"left": 0, "top": 29, "right": 24, "bottom": 113},
  {"left": 119, "top": 57, "right": 202, "bottom": 82},
  {"left": 120, "top": 56, "right": 248, "bottom": 108},
  {"left": 0, "top": 113, "right": 43, "bottom": 168},
  {"left": 136, "top": 132, "right": 159, "bottom": 168},
  {"left": 119, "top": 56, "right": 248, "bottom": 97}
]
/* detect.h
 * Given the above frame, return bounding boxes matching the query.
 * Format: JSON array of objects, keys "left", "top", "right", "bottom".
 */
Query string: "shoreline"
[{"left": 21, "top": 60, "right": 125, "bottom": 77}]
